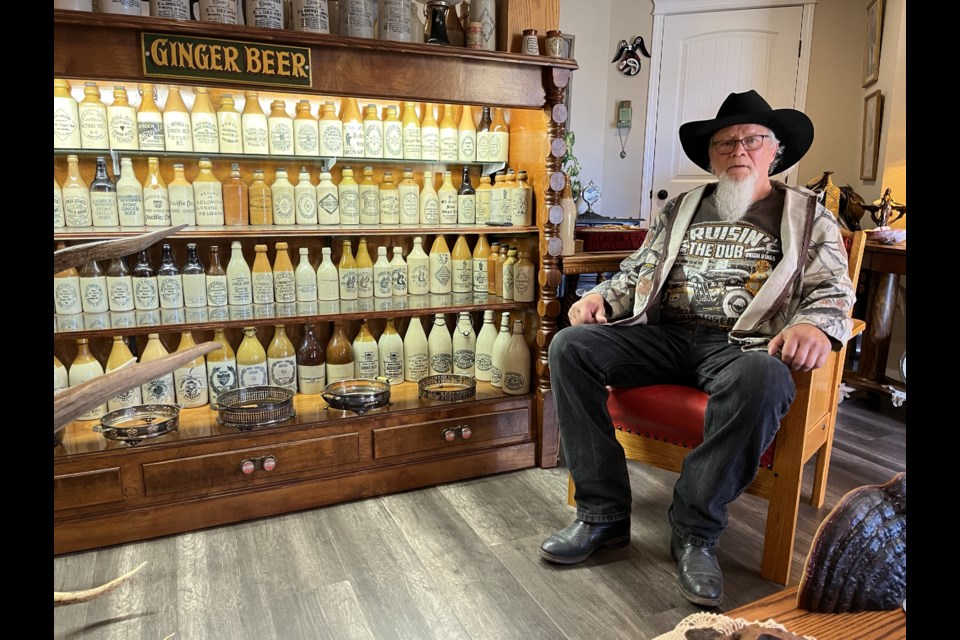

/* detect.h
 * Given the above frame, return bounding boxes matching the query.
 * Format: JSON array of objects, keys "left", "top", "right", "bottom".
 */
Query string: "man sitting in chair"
[{"left": 539, "top": 90, "right": 855, "bottom": 607}]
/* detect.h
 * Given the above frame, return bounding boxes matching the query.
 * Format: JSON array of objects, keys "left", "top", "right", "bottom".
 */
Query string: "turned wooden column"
[{"left": 859, "top": 272, "right": 899, "bottom": 383}]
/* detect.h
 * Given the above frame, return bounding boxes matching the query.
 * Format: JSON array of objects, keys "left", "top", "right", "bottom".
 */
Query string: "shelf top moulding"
[{"left": 54, "top": 10, "right": 578, "bottom": 110}]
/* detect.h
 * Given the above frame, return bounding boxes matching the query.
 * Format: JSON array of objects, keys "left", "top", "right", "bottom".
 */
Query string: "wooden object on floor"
[
  {"left": 567, "top": 231, "right": 868, "bottom": 585},
  {"left": 497, "top": 0, "right": 560, "bottom": 53},
  {"left": 725, "top": 586, "right": 906, "bottom": 639}
]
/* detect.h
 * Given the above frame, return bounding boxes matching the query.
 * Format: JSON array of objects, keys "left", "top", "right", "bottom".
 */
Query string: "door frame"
[{"left": 640, "top": 0, "right": 818, "bottom": 223}]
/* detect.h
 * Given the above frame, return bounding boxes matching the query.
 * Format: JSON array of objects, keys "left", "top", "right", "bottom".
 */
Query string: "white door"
[{"left": 642, "top": 4, "right": 812, "bottom": 222}]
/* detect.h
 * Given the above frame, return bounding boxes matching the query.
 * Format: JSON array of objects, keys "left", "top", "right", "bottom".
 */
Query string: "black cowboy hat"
[{"left": 679, "top": 90, "right": 814, "bottom": 174}]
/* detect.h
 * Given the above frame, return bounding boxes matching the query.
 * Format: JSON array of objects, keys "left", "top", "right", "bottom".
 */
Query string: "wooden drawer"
[
  {"left": 373, "top": 409, "right": 529, "bottom": 459},
  {"left": 54, "top": 467, "right": 123, "bottom": 511},
  {"left": 142, "top": 432, "right": 360, "bottom": 497}
]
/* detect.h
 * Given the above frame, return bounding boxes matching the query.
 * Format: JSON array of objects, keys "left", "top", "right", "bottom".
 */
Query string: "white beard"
[{"left": 712, "top": 171, "right": 758, "bottom": 222}]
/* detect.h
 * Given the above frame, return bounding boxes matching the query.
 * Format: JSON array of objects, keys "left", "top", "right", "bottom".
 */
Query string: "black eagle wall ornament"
[{"left": 611, "top": 36, "right": 651, "bottom": 76}]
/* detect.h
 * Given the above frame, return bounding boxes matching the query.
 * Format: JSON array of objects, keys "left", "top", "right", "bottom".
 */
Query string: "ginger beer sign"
[{"left": 142, "top": 33, "right": 311, "bottom": 89}]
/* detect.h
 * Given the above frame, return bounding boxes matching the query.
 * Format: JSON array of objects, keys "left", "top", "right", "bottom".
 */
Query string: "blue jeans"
[{"left": 548, "top": 322, "right": 795, "bottom": 549}]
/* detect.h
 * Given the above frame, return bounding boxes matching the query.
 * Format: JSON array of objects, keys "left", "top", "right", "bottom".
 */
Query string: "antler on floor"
[{"left": 54, "top": 561, "right": 148, "bottom": 607}]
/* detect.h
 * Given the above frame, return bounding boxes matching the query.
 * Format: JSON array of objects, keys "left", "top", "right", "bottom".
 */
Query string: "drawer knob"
[
  {"left": 240, "top": 459, "right": 256, "bottom": 475},
  {"left": 459, "top": 426, "right": 472, "bottom": 439},
  {"left": 442, "top": 428, "right": 457, "bottom": 442},
  {"left": 262, "top": 456, "right": 277, "bottom": 471}
]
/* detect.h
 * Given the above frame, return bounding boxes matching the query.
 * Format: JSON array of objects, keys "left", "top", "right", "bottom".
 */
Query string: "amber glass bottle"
[
  {"left": 223, "top": 163, "right": 249, "bottom": 225},
  {"left": 297, "top": 322, "right": 326, "bottom": 395},
  {"left": 326, "top": 321, "right": 356, "bottom": 384},
  {"left": 248, "top": 169, "right": 273, "bottom": 225}
]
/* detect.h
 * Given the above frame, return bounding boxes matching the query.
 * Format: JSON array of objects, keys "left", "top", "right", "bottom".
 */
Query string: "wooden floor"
[{"left": 53, "top": 392, "right": 906, "bottom": 640}]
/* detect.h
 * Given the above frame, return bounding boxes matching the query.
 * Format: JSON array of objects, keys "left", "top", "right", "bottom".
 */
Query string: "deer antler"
[{"left": 55, "top": 562, "right": 148, "bottom": 607}]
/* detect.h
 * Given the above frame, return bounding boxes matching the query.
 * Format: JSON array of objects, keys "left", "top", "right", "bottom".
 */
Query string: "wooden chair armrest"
[{"left": 851, "top": 318, "right": 866, "bottom": 337}]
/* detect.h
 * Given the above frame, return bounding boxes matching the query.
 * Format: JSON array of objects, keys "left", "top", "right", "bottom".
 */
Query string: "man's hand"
[
  {"left": 569, "top": 293, "right": 608, "bottom": 326},
  {"left": 767, "top": 323, "right": 832, "bottom": 371}
]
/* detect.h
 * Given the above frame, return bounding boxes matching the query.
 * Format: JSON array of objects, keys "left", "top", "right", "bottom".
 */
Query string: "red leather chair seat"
[{"left": 607, "top": 385, "right": 777, "bottom": 469}]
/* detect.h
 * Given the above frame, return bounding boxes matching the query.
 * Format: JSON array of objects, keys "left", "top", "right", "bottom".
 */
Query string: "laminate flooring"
[{"left": 53, "top": 392, "right": 907, "bottom": 640}]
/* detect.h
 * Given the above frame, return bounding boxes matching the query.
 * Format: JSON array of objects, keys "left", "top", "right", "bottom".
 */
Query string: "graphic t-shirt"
[{"left": 661, "top": 188, "right": 784, "bottom": 329}]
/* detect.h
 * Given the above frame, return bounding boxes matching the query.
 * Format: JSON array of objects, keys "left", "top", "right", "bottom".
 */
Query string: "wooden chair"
[{"left": 566, "top": 230, "right": 867, "bottom": 585}]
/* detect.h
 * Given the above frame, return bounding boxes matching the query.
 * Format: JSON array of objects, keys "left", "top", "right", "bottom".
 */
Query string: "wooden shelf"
[
  {"left": 54, "top": 224, "right": 539, "bottom": 241},
  {"left": 560, "top": 250, "right": 631, "bottom": 276}
]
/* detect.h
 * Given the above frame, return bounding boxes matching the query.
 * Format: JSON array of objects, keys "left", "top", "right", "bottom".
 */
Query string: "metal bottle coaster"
[
  {"left": 94, "top": 404, "right": 181, "bottom": 445},
  {"left": 418, "top": 375, "right": 477, "bottom": 401},
  {"left": 212, "top": 386, "right": 296, "bottom": 430},
  {"left": 322, "top": 378, "right": 391, "bottom": 416}
]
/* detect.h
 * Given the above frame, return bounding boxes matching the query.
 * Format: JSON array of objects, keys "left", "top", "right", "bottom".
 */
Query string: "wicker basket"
[{"left": 212, "top": 386, "right": 296, "bottom": 430}]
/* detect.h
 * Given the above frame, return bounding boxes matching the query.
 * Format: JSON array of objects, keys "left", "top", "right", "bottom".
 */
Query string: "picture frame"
[
  {"left": 862, "top": 0, "right": 884, "bottom": 87},
  {"left": 561, "top": 33, "right": 576, "bottom": 126},
  {"left": 860, "top": 90, "right": 884, "bottom": 181}
]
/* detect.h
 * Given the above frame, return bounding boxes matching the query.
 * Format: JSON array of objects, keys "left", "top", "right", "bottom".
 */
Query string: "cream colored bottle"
[
  {"left": 338, "top": 167, "right": 360, "bottom": 225},
  {"left": 252, "top": 243, "right": 275, "bottom": 304},
  {"left": 475, "top": 174, "right": 493, "bottom": 225},
  {"left": 407, "top": 236, "right": 429, "bottom": 295},
  {"left": 428, "top": 234, "right": 452, "bottom": 294},
  {"left": 53, "top": 79, "right": 81, "bottom": 149},
  {"left": 295, "top": 167, "right": 317, "bottom": 225},
  {"left": 488, "top": 107, "right": 510, "bottom": 163},
  {"left": 403, "top": 316, "right": 429, "bottom": 382},
  {"left": 427, "top": 313, "right": 452, "bottom": 375},
  {"left": 69, "top": 338, "right": 107, "bottom": 420},
  {"left": 249, "top": 169, "right": 273, "bottom": 225},
  {"left": 206, "top": 328, "right": 238, "bottom": 404},
  {"left": 471, "top": 234, "right": 490, "bottom": 293},
  {"left": 494, "top": 244, "right": 509, "bottom": 297},
  {"left": 79, "top": 81, "right": 109, "bottom": 149},
  {"left": 390, "top": 246, "right": 408, "bottom": 296},
  {"left": 353, "top": 320, "right": 379, "bottom": 378},
  {"left": 474, "top": 309, "right": 497, "bottom": 381},
  {"left": 452, "top": 311, "right": 476, "bottom": 376},
  {"left": 173, "top": 331, "right": 209, "bottom": 407},
  {"left": 419, "top": 170, "right": 439, "bottom": 225},
  {"left": 398, "top": 169, "right": 420, "bottom": 225},
  {"left": 504, "top": 170, "right": 519, "bottom": 222},
  {"left": 54, "top": 355, "right": 69, "bottom": 396},
  {"left": 438, "top": 171, "right": 458, "bottom": 225},
  {"left": 168, "top": 163, "right": 197, "bottom": 226},
  {"left": 458, "top": 104, "right": 476, "bottom": 162},
  {"left": 514, "top": 170, "right": 533, "bottom": 226},
  {"left": 382, "top": 105, "right": 403, "bottom": 159},
  {"left": 273, "top": 241, "right": 297, "bottom": 303},
  {"left": 271, "top": 168, "right": 296, "bottom": 225},
  {"left": 237, "top": 327, "right": 269, "bottom": 388},
  {"left": 401, "top": 101, "right": 421, "bottom": 160},
  {"left": 489, "top": 311, "right": 511, "bottom": 388},
  {"left": 338, "top": 239, "right": 358, "bottom": 300},
  {"left": 267, "top": 325, "right": 298, "bottom": 392},
  {"left": 316, "top": 171, "right": 339, "bottom": 224},
  {"left": 293, "top": 99, "right": 319, "bottom": 156},
  {"left": 355, "top": 237, "right": 374, "bottom": 298},
  {"left": 379, "top": 171, "right": 400, "bottom": 224},
  {"left": 501, "top": 246, "right": 517, "bottom": 300},
  {"left": 190, "top": 87, "right": 219, "bottom": 153},
  {"left": 513, "top": 251, "right": 536, "bottom": 303},
  {"left": 490, "top": 173, "right": 509, "bottom": 224},
  {"left": 181, "top": 243, "right": 207, "bottom": 308},
  {"left": 378, "top": 319, "right": 404, "bottom": 385},
  {"left": 54, "top": 260, "right": 83, "bottom": 315},
  {"left": 363, "top": 104, "right": 383, "bottom": 158},
  {"left": 451, "top": 234, "right": 472, "bottom": 293},
  {"left": 501, "top": 317, "right": 530, "bottom": 394},
  {"left": 138, "top": 333, "right": 176, "bottom": 404},
  {"left": 242, "top": 91, "right": 269, "bottom": 154},
  {"left": 438, "top": 104, "right": 458, "bottom": 162},
  {"left": 157, "top": 243, "right": 184, "bottom": 309},
  {"left": 373, "top": 246, "right": 392, "bottom": 298},
  {"left": 62, "top": 154, "right": 92, "bottom": 227},
  {"left": 359, "top": 166, "right": 380, "bottom": 225},
  {"left": 194, "top": 158, "right": 224, "bottom": 225},
  {"left": 295, "top": 247, "right": 317, "bottom": 301},
  {"left": 326, "top": 321, "right": 355, "bottom": 384},
  {"left": 318, "top": 100, "right": 343, "bottom": 156},
  {"left": 107, "top": 85, "right": 138, "bottom": 150},
  {"left": 53, "top": 178, "right": 67, "bottom": 229},
  {"left": 268, "top": 99, "right": 294, "bottom": 155},
  {"left": 316, "top": 246, "right": 340, "bottom": 301},
  {"left": 162, "top": 86, "right": 193, "bottom": 152},
  {"left": 143, "top": 156, "right": 172, "bottom": 227},
  {"left": 420, "top": 103, "right": 440, "bottom": 161},
  {"left": 106, "top": 336, "right": 142, "bottom": 411},
  {"left": 105, "top": 256, "right": 135, "bottom": 312},
  {"left": 217, "top": 94, "right": 243, "bottom": 154},
  {"left": 134, "top": 83, "right": 164, "bottom": 151},
  {"left": 116, "top": 157, "right": 145, "bottom": 226},
  {"left": 340, "top": 97, "right": 364, "bottom": 158},
  {"left": 227, "top": 241, "right": 253, "bottom": 305}
]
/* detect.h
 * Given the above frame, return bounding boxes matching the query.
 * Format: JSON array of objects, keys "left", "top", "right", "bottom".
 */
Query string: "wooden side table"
[{"left": 725, "top": 586, "right": 906, "bottom": 639}]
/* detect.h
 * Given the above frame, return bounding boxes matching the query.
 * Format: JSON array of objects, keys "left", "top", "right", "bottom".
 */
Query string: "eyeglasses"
[{"left": 711, "top": 134, "right": 771, "bottom": 154}]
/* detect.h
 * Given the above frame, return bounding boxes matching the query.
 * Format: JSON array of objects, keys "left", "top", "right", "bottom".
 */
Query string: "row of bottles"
[
  {"left": 54, "top": 236, "right": 536, "bottom": 315},
  {"left": 55, "top": 311, "right": 530, "bottom": 422},
  {"left": 54, "top": 80, "right": 510, "bottom": 163},
  {"left": 55, "top": 158, "right": 532, "bottom": 229}
]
